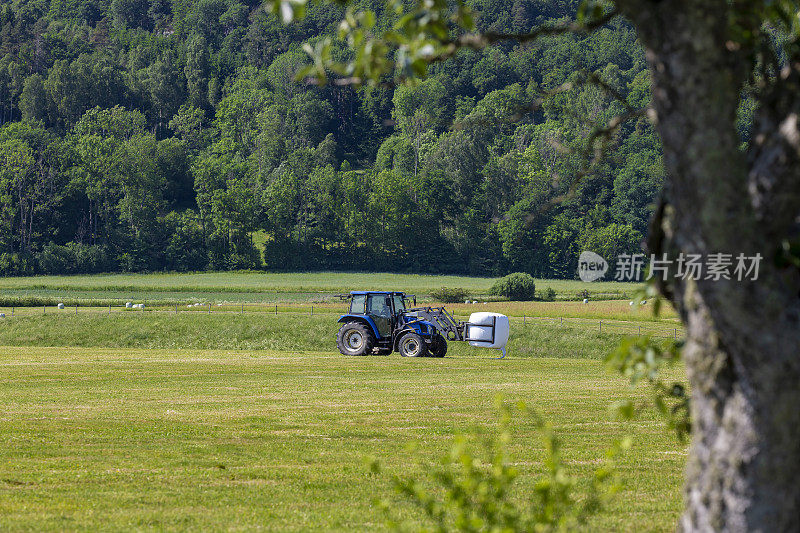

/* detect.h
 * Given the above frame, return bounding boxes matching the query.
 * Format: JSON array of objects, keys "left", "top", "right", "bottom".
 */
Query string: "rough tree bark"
[{"left": 617, "top": 1, "right": 800, "bottom": 530}]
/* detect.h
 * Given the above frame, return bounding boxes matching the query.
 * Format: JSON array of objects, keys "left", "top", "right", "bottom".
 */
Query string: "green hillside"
[{"left": 0, "top": 0, "right": 663, "bottom": 277}]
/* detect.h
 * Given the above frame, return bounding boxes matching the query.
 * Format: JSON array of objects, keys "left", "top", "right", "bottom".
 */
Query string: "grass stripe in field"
[
  {"left": 0, "top": 314, "right": 674, "bottom": 357},
  {"left": 0, "top": 347, "right": 684, "bottom": 532},
  {"left": 0, "top": 271, "right": 642, "bottom": 301},
  {"left": 0, "top": 298, "right": 678, "bottom": 321}
]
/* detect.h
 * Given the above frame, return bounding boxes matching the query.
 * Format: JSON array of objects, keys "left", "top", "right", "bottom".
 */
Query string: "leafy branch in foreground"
[
  {"left": 368, "top": 400, "right": 629, "bottom": 532},
  {"left": 606, "top": 334, "right": 690, "bottom": 441},
  {"left": 605, "top": 279, "right": 690, "bottom": 441},
  {"left": 267, "top": 0, "right": 617, "bottom": 87}
]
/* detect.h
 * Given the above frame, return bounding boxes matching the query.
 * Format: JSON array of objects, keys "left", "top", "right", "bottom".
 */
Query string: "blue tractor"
[{"left": 336, "top": 291, "right": 453, "bottom": 357}]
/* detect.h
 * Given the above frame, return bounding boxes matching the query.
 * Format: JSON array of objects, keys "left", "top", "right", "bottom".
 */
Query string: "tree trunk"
[{"left": 617, "top": 0, "right": 800, "bottom": 530}]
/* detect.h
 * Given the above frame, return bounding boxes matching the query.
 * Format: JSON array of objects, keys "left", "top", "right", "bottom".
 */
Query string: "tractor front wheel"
[
  {"left": 398, "top": 333, "right": 428, "bottom": 358},
  {"left": 336, "top": 322, "right": 374, "bottom": 356},
  {"left": 429, "top": 334, "right": 447, "bottom": 358}
]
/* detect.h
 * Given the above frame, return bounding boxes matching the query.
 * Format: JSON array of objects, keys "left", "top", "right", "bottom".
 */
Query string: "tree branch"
[
  {"left": 433, "top": 9, "right": 620, "bottom": 63},
  {"left": 747, "top": 61, "right": 800, "bottom": 239}
]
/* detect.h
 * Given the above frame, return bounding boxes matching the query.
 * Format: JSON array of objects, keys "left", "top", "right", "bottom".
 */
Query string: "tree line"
[{"left": 0, "top": 0, "right": 670, "bottom": 277}]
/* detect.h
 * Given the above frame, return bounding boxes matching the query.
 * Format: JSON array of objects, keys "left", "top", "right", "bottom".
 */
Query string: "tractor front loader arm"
[{"left": 407, "top": 306, "right": 466, "bottom": 341}]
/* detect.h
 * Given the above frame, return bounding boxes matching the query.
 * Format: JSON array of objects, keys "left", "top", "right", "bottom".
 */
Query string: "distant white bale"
[
  {"left": 483, "top": 302, "right": 487, "bottom": 305},
  {"left": 0, "top": 313, "right": 5, "bottom": 318},
  {"left": 472, "top": 300, "right": 478, "bottom": 304},
  {"left": 217, "top": 303, "right": 223, "bottom": 307},
  {"left": 583, "top": 298, "right": 589, "bottom": 304},
  {"left": 465, "top": 300, "right": 470, "bottom": 304},
  {"left": 641, "top": 300, "right": 647, "bottom": 305},
  {"left": 467, "top": 312, "right": 510, "bottom": 350},
  {"left": 58, "top": 303, "right": 65, "bottom": 309},
  {"left": 139, "top": 304, "right": 145, "bottom": 309},
  {"left": 187, "top": 304, "right": 192, "bottom": 308},
  {"left": 125, "top": 302, "right": 133, "bottom": 308},
  {"left": 629, "top": 301, "right": 634, "bottom": 306}
]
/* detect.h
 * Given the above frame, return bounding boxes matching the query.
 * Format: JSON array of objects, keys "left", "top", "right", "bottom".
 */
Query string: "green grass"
[
  {"left": 0, "top": 346, "right": 685, "bottom": 531},
  {"left": 0, "top": 313, "right": 679, "bottom": 353},
  {"left": 0, "top": 271, "right": 641, "bottom": 305},
  {"left": 0, "top": 282, "right": 685, "bottom": 530}
]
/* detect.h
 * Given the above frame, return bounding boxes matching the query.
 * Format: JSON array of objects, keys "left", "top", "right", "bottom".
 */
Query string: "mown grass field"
[
  {"left": 0, "top": 271, "right": 642, "bottom": 306},
  {"left": 0, "top": 346, "right": 685, "bottom": 531},
  {"left": 0, "top": 271, "right": 685, "bottom": 531}
]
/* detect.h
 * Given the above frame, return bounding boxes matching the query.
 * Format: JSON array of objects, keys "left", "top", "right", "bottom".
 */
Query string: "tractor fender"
[
  {"left": 392, "top": 320, "right": 436, "bottom": 350},
  {"left": 337, "top": 314, "right": 381, "bottom": 339}
]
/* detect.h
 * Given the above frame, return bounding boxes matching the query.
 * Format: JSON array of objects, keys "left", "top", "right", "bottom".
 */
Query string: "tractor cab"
[{"left": 336, "top": 291, "right": 444, "bottom": 357}]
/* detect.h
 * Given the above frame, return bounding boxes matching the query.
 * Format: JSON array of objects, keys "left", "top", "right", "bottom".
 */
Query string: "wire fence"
[
  {"left": 0, "top": 302, "right": 339, "bottom": 317},
  {"left": 0, "top": 302, "right": 684, "bottom": 340},
  {"left": 513, "top": 315, "right": 684, "bottom": 340}
]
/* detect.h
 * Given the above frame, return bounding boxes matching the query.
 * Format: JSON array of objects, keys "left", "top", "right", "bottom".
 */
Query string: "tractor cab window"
[
  {"left": 367, "top": 294, "right": 392, "bottom": 337},
  {"left": 392, "top": 295, "right": 405, "bottom": 313},
  {"left": 350, "top": 294, "right": 366, "bottom": 314}
]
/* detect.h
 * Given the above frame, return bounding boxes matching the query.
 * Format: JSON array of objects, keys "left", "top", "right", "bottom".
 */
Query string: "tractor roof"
[{"left": 349, "top": 291, "right": 406, "bottom": 296}]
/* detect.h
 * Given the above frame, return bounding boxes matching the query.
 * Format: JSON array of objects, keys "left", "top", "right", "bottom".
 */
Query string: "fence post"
[
  {"left": 311, "top": 305, "right": 313, "bottom": 316},
  {"left": 175, "top": 303, "right": 178, "bottom": 314},
  {"left": 208, "top": 303, "right": 211, "bottom": 314},
  {"left": 638, "top": 325, "right": 641, "bottom": 336},
  {"left": 109, "top": 304, "right": 111, "bottom": 314},
  {"left": 599, "top": 320, "right": 602, "bottom": 333},
  {"left": 241, "top": 303, "right": 244, "bottom": 314},
  {"left": 275, "top": 305, "right": 278, "bottom": 316},
  {"left": 674, "top": 328, "right": 677, "bottom": 340},
  {"left": 75, "top": 304, "right": 78, "bottom": 315}
]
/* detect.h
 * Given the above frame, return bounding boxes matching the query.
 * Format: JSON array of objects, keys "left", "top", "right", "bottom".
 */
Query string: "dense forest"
[{"left": 0, "top": 0, "right": 672, "bottom": 277}]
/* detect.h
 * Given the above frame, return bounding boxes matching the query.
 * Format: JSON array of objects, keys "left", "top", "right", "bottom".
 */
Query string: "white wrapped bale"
[
  {"left": 125, "top": 302, "right": 133, "bottom": 309},
  {"left": 467, "top": 312, "right": 510, "bottom": 350},
  {"left": 58, "top": 303, "right": 65, "bottom": 310}
]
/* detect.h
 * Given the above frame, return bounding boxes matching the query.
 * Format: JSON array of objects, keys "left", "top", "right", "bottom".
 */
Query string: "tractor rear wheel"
[
  {"left": 430, "top": 334, "right": 447, "bottom": 358},
  {"left": 336, "top": 322, "right": 373, "bottom": 356},
  {"left": 398, "top": 332, "right": 428, "bottom": 358}
]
